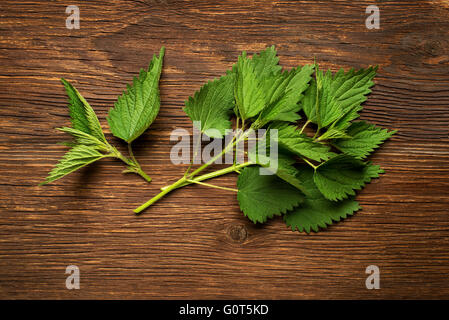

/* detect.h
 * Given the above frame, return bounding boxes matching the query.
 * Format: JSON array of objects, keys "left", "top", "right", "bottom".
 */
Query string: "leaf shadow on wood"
[{"left": 71, "top": 161, "right": 107, "bottom": 196}]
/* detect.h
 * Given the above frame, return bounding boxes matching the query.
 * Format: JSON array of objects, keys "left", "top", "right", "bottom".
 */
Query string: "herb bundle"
[{"left": 43, "top": 46, "right": 395, "bottom": 233}]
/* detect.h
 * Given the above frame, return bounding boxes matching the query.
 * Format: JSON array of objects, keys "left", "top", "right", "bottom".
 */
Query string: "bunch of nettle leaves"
[{"left": 42, "top": 46, "right": 395, "bottom": 233}]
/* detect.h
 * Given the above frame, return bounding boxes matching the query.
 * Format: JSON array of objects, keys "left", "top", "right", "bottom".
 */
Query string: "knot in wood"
[{"left": 227, "top": 224, "right": 248, "bottom": 243}]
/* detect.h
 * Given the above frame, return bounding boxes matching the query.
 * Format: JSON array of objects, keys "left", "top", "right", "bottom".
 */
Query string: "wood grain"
[{"left": 1, "top": 0, "right": 449, "bottom": 299}]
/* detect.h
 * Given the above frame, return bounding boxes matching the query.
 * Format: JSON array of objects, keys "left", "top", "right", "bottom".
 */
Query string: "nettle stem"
[
  {"left": 160, "top": 162, "right": 252, "bottom": 191},
  {"left": 134, "top": 129, "right": 253, "bottom": 214},
  {"left": 299, "top": 120, "right": 311, "bottom": 134},
  {"left": 132, "top": 167, "right": 152, "bottom": 183},
  {"left": 109, "top": 144, "right": 152, "bottom": 183},
  {"left": 134, "top": 175, "right": 188, "bottom": 213},
  {"left": 186, "top": 179, "right": 238, "bottom": 192}
]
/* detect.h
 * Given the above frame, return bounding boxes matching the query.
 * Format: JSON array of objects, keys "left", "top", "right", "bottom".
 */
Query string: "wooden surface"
[{"left": 1, "top": 0, "right": 449, "bottom": 299}]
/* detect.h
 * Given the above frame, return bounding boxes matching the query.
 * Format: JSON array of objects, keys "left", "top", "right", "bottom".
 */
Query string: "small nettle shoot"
[
  {"left": 42, "top": 46, "right": 396, "bottom": 234},
  {"left": 41, "top": 47, "right": 165, "bottom": 185}
]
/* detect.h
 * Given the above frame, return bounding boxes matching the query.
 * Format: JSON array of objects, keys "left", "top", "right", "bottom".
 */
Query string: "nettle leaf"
[
  {"left": 249, "top": 46, "right": 282, "bottom": 93},
  {"left": 313, "top": 154, "right": 383, "bottom": 201},
  {"left": 234, "top": 53, "right": 266, "bottom": 120},
  {"left": 61, "top": 78, "right": 106, "bottom": 143},
  {"left": 260, "top": 71, "right": 293, "bottom": 108},
  {"left": 273, "top": 157, "right": 303, "bottom": 191},
  {"left": 237, "top": 166, "right": 304, "bottom": 223},
  {"left": 271, "top": 122, "right": 335, "bottom": 162},
  {"left": 107, "top": 47, "right": 164, "bottom": 143},
  {"left": 331, "top": 103, "right": 363, "bottom": 130},
  {"left": 301, "top": 66, "right": 377, "bottom": 129},
  {"left": 251, "top": 45, "right": 282, "bottom": 78},
  {"left": 301, "top": 78, "right": 317, "bottom": 122},
  {"left": 226, "top": 46, "right": 281, "bottom": 82},
  {"left": 284, "top": 166, "right": 360, "bottom": 233},
  {"left": 317, "top": 127, "right": 351, "bottom": 141},
  {"left": 40, "top": 145, "right": 107, "bottom": 185},
  {"left": 258, "top": 64, "right": 314, "bottom": 125},
  {"left": 316, "top": 69, "right": 343, "bottom": 128},
  {"left": 248, "top": 146, "right": 304, "bottom": 191},
  {"left": 333, "top": 121, "right": 396, "bottom": 159},
  {"left": 230, "top": 46, "right": 310, "bottom": 124},
  {"left": 56, "top": 127, "right": 109, "bottom": 151},
  {"left": 331, "top": 66, "right": 377, "bottom": 112},
  {"left": 301, "top": 71, "right": 342, "bottom": 128},
  {"left": 330, "top": 67, "right": 377, "bottom": 130},
  {"left": 184, "top": 74, "right": 235, "bottom": 138}
]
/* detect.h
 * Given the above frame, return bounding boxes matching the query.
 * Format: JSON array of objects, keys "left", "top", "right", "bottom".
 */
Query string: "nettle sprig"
[
  {"left": 42, "top": 46, "right": 395, "bottom": 233},
  {"left": 134, "top": 46, "right": 395, "bottom": 233},
  {"left": 41, "top": 47, "right": 165, "bottom": 185}
]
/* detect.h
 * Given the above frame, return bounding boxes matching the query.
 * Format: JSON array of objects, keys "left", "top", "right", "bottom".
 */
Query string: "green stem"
[
  {"left": 299, "top": 120, "right": 311, "bottom": 134},
  {"left": 187, "top": 128, "right": 251, "bottom": 179},
  {"left": 312, "top": 127, "right": 321, "bottom": 140},
  {"left": 314, "top": 63, "right": 321, "bottom": 128},
  {"left": 161, "top": 162, "right": 253, "bottom": 191},
  {"left": 134, "top": 176, "right": 187, "bottom": 214},
  {"left": 302, "top": 158, "right": 317, "bottom": 170},
  {"left": 135, "top": 131, "right": 252, "bottom": 213},
  {"left": 184, "top": 128, "right": 202, "bottom": 176},
  {"left": 128, "top": 143, "right": 137, "bottom": 164},
  {"left": 109, "top": 145, "right": 132, "bottom": 166},
  {"left": 127, "top": 143, "right": 152, "bottom": 182},
  {"left": 234, "top": 117, "right": 240, "bottom": 166},
  {"left": 133, "top": 167, "right": 152, "bottom": 182},
  {"left": 109, "top": 144, "right": 152, "bottom": 183},
  {"left": 186, "top": 179, "right": 238, "bottom": 192}
]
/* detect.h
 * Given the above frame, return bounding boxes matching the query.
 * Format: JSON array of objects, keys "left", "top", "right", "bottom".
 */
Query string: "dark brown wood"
[{"left": 1, "top": 0, "right": 449, "bottom": 299}]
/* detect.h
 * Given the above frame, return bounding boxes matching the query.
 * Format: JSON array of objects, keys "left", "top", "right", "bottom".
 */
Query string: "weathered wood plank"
[{"left": 0, "top": 0, "right": 449, "bottom": 299}]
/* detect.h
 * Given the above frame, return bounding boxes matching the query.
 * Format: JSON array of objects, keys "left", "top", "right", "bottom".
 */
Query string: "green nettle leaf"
[
  {"left": 184, "top": 74, "right": 235, "bottom": 138},
  {"left": 260, "top": 71, "right": 293, "bottom": 108},
  {"left": 234, "top": 54, "right": 266, "bottom": 120},
  {"left": 317, "top": 127, "right": 351, "bottom": 141},
  {"left": 301, "top": 78, "right": 317, "bottom": 122},
  {"left": 40, "top": 145, "right": 107, "bottom": 185},
  {"left": 274, "top": 160, "right": 303, "bottom": 191},
  {"left": 331, "top": 103, "right": 363, "bottom": 130},
  {"left": 333, "top": 121, "right": 396, "bottom": 159},
  {"left": 248, "top": 147, "right": 304, "bottom": 191},
  {"left": 42, "top": 81, "right": 111, "bottom": 185},
  {"left": 228, "top": 46, "right": 285, "bottom": 123},
  {"left": 331, "top": 66, "right": 377, "bottom": 112},
  {"left": 302, "top": 78, "right": 342, "bottom": 129},
  {"left": 226, "top": 46, "right": 281, "bottom": 82},
  {"left": 56, "top": 127, "right": 109, "bottom": 150},
  {"left": 258, "top": 64, "right": 314, "bottom": 125},
  {"left": 61, "top": 78, "right": 106, "bottom": 143},
  {"left": 284, "top": 166, "right": 360, "bottom": 233},
  {"left": 237, "top": 166, "right": 304, "bottom": 223},
  {"left": 271, "top": 122, "right": 335, "bottom": 162},
  {"left": 251, "top": 45, "right": 282, "bottom": 78},
  {"left": 313, "top": 154, "right": 383, "bottom": 201},
  {"left": 107, "top": 47, "right": 165, "bottom": 143},
  {"left": 301, "top": 66, "right": 377, "bottom": 129},
  {"left": 330, "top": 67, "right": 377, "bottom": 130},
  {"left": 61, "top": 79, "right": 90, "bottom": 134},
  {"left": 315, "top": 69, "right": 343, "bottom": 128}
]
